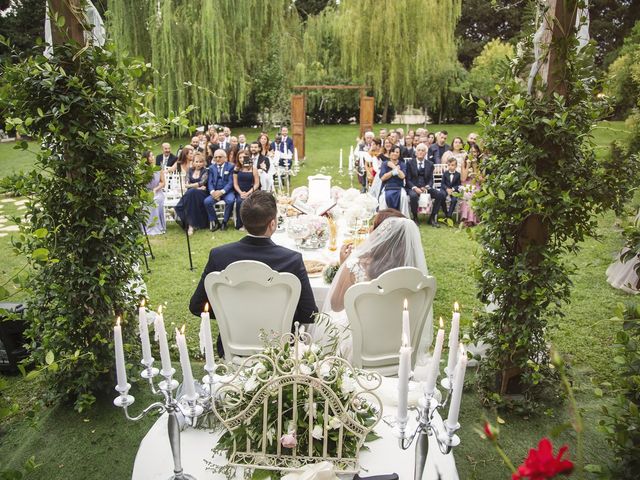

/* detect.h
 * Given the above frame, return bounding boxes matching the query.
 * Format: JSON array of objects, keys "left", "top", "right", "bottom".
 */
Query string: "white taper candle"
[
  {"left": 424, "top": 318, "right": 445, "bottom": 395},
  {"left": 446, "top": 344, "right": 467, "bottom": 428},
  {"left": 176, "top": 326, "right": 197, "bottom": 400},
  {"left": 155, "top": 306, "right": 173, "bottom": 375},
  {"left": 139, "top": 301, "right": 153, "bottom": 365},
  {"left": 446, "top": 302, "right": 461, "bottom": 376},
  {"left": 114, "top": 317, "right": 128, "bottom": 391}
]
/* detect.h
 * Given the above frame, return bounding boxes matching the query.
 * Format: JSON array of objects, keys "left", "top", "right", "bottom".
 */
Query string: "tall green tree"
[{"left": 0, "top": 0, "right": 46, "bottom": 62}]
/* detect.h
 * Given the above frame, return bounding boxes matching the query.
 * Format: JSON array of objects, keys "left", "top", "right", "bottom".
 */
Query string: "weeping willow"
[
  {"left": 108, "top": 0, "right": 301, "bottom": 122},
  {"left": 299, "top": 0, "right": 462, "bottom": 115},
  {"left": 107, "top": 0, "right": 461, "bottom": 123}
]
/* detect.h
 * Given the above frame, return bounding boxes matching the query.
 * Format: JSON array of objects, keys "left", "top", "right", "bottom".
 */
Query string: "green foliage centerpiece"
[{"left": 209, "top": 323, "right": 382, "bottom": 477}]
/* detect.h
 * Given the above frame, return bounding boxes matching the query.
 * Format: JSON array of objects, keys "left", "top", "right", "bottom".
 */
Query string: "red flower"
[
  {"left": 484, "top": 421, "right": 496, "bottom": 441},
  {"left": 512, "top": 438, "right": 574, "bottom": 480}
]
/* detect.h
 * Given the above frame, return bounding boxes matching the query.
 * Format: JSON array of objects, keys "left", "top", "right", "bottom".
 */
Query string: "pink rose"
[{"left": 280, "top": 433, "right": 297, "bottom": 449}]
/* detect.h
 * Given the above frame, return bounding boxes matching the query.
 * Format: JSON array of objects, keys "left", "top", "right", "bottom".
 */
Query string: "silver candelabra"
[
  {"left": 114, "top": 358, "right": 225, "bottom": 480},
  {"left": 386, "top": 374, "right": 461, "bottom": 480}
]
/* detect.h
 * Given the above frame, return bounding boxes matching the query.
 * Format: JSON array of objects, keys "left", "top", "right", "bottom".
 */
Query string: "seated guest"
[
  {"left": 229, "top": 136, "right": 239, "bottom": 151},
  {"left": 174, "top": 151, "right": 210, "bottom": 235},
  {"left": 440, "top": 157, "right": 462, "bottom": 219},
  {"left": 144, "top": 150, "right": 166, "bottom": 235},
  {"left": 217, "top": 131, "right": 228, "bottom": 152},
  {"left": 249, "top": 141, "right": 272, "bottom": 191},
  {"left": 155, "top": 142, "right": 177, "bottom": 168},
  {"left": 258, "top": 132, "right": 272, "bottom": 157},
  {"left": 378, "top": 145, "right": 407, "bottom": 212},
  {"left": 428, "top": 130, "right": 450, "bottom": 164},
  {"left": 227, "top": 144, "right": 240, "bottom": 168},
  {"left": 189, "top": 190, "right": 318, "bottom": 357},
  {"left": 168, "top": 145, "right": 193, "bottom": 173},
  {"left": 364, "top": 137, "right": 382, "bottom": 188},
  {"left": 406, "top": 143, "right": 445, "bottom": 228},
  {"left": 466, "top": 132, "right": 479, "bottom": 150},
  {"left": 426, "top": 132, "right": 435, "bottom": 148},
  {"left": 358, "top": 131, "right": 375, "bottom": 152},
  {"left": 238, "top": 134, "right": 248, "bottom": 151},
  {"left": 442, "top": 136, "right": 467, "bottom": 171},
  {"left": 204, "top": 149, "right": 235, "bottom": 231},
  {"left": 190, "top": 135, "right": 203, "bottom": 153},
  {"left": 233, "top": 150, "right": 259, "bottom": 230},
  {"left": 404, "top": 134, "right": 416, "bottom": 159},
  {"left": 459, "top": 143, "right": 483, "bottom": 227}
]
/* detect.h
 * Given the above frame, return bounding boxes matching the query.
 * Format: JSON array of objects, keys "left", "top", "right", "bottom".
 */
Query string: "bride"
[{"left": 312, "top": 214, "right": 433, "bottom": 360}]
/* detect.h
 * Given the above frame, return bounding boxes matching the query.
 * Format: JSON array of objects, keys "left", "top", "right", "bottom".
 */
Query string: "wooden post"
[{"left": 49, "top": 0, "right": 86, "bottom": 46}]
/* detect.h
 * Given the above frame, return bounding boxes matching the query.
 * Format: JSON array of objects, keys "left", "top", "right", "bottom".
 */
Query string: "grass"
[{"left": 0, "top": 121, "right": 635, "bottom": 479}]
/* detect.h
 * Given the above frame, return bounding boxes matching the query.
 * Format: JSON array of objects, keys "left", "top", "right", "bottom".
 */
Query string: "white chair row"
[{"left": 203, "top": 261, "right": 436, "bottom": 374}]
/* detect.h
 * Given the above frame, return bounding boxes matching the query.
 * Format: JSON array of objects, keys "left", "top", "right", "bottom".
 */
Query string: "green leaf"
[
  {"left": 33, "top": 228, "right": 48, "bottom": 239},
  {"left": 497, "top": 189, "right": 505, "bottom": 200},
  {"left": 584, "top": 464, "right": 602, "bottom": 473},
  {"left": 594, "top": 388, "right": 603, "bottom": 397},
  {"left": 25, "top": 370, "right": 40, "bottom": 381},
  {"left": 45, "top": 350, "right": 54, "bottom": 365},
  {"left": 32, "top": 248, "right": 49, "bottom": 262}
]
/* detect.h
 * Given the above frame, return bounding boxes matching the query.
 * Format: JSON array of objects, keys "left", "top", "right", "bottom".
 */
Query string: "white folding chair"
[
  {"left": 163, "top": 172, "right": 183, "bottom": 220},
  {"left": 343, "top": 267, "right": 436, "bottom": 376},
  {"left": 203, "top": 261, "right": 302, "bottom": 362},
  {"left": 432, "top": 163, "right": 446, "bottom": 190}
]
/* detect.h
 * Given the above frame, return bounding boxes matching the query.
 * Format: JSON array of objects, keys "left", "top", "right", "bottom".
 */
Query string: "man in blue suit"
[
  {"left": 204, "top": 149, "right": 235, "bottom": 231},
  {"left": 278, "top": 126, "right": 295, "bottom": 156},
  {"left": 189, "top": 190, "right": 317, "bottom": 357}
]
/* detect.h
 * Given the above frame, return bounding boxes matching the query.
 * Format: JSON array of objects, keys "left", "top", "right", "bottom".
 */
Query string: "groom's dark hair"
[{"left": 240, "top": 190, "right": 277, "bottom": 236}]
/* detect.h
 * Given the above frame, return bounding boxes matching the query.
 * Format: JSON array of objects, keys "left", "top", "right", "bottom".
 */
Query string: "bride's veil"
[{"left": 322, "top": 217, "right": 428, "bottom": 315}]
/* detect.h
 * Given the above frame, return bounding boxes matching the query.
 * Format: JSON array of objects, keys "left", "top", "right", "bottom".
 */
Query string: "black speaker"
[{"left": 0, "top": 302, "right": 28, "bottom": 373}]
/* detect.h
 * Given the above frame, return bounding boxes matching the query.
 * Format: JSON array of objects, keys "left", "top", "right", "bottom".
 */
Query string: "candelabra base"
[{"left": 168, "top": 474, "right": 197, "bottom": 480}]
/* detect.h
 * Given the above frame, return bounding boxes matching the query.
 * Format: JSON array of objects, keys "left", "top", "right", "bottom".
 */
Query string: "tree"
[
  {"left": 455, "top": 0, "right": 523, "bottom": 69},
  {"left": 0, "top": 0, "right": 46, "bottom": 62},
  {"left": 465, "top": 39, "right": 515, "bottom": 101},
  {"left": 604, "top": 20, "right": 640, "bottom": 119}
]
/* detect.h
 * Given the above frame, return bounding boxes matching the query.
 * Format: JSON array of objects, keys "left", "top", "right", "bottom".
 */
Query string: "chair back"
[
  {"left": 163, "top": 172, "right": 183, "bottom": 207},
  {"left": 344, "top": 267, "right": 436, "bottom": 373},
  {"left": 307, "top": 174, "right": 331, "bottom": 204},
  {"left": 433, "top": 163, "right": 446, "bottom": 190},
  {"left": 204, "top": 261, "right": 301, "bottom": 361}
]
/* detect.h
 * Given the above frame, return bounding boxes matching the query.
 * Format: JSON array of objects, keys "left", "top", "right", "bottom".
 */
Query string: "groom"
[{"left": 189, "top": 191, "right": 317, "bottom": 356}]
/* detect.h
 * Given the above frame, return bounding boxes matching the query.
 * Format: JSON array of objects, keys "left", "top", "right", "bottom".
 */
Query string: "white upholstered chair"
[
  {"left": 343, "top": 267, "right": 436, "bottom": 375},
  {"left": 203, "top": 261, "right": 301, "bottom": 362}
]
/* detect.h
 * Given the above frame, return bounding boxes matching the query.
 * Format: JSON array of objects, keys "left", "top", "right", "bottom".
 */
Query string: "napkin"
[{"left": 281, "top": 461, "right": 339, "bottom": 480}]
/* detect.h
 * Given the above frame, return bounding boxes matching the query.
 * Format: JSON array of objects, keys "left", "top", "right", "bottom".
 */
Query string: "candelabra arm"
[{"left": 123, "top": 401, "right": 165, "bottom": 422}]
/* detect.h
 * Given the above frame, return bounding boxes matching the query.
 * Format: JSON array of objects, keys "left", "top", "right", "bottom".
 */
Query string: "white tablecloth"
[
  {"left": 271, "top": 228, "right": 341, "bottom": 311},
  {"left": 132, "top": 378, "right": 458, "bottom": 480}
]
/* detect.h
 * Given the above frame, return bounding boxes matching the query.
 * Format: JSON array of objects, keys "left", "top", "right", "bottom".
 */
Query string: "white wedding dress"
[{"left": 311, "top": 217, "right": 434, "bottom": 361}]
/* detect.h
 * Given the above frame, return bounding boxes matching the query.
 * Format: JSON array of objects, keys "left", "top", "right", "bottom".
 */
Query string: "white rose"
[
  {"left": 340, "top": 373, "right": 356, "bottom": 395},
  {"left": 299, "top": 364, "right": 312, "bottom": 376},
  {"left": 311, "top": 425, "right": 324, "bottom": 440},
  {"left": 328, "top": 416, "right": 342, "bottom": 430},
  {"left": 244, "top": 375, "right": 260, "bottom": 392},
  {"left": 293, "top": 343, "right": 310, "bottom": 360},
  {"left": 318, "top": 362, "right": 332, "bottom": 379},
  {"left": 310, "top": 343, "right": 321, "bottom": 354}
]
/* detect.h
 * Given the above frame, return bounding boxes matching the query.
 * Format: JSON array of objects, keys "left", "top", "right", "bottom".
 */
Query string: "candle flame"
[
  {"left": 204, "top": 303, "right": 209, "bottom": 313},
  {"left": 140, "top": 299, "right": 145, "bottom": 308},
  {"left": 453, "top": 302, "right": 460, "bottom": 312},
  {"left": 403, "top": 298, "right": 408, "bottom": 310},
  {"left": 181, "top": 324, "right": 186, "bottom": 335},
  {"left": 157, "top": 305, "right": 163, "bottom": 314},
  {"left": 439, "top": 317, "right": 444, "bottom": 329},
  {"left": 116, "top": 316, "right": 121, "bottom": 327}
]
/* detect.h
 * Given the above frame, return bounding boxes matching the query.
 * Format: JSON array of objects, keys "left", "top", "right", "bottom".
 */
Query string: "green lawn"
[{"left": 0, "top": 121, "right": 635, "bottom": 479}]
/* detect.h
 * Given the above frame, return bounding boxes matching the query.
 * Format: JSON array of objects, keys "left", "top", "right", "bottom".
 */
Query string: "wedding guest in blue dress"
[
  {"left": 233, "top": 151, "right": 259, "bottom": 230},
  {"left": 378, "top": 145, "right": 407, "bottom": 211},
  {"left": 174, "top": 152, "right": 209, "bottom": 235},
  {"left": 144, "top": 150, "right": 166, "bottom": 235}
]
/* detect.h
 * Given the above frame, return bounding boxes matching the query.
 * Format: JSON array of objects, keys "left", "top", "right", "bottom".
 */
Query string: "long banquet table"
[{"left": 132, "top": 377, "right": 459, "bottom": 479}]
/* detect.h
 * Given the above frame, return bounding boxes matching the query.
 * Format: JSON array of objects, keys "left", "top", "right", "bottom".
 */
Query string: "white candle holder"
[{"left": 114, "top": 356, "right": 227, "bottom": 480}]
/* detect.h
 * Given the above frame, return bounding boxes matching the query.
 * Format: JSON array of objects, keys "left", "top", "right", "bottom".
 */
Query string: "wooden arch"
[{"left": 290, "top": 85, "right": 373, "bottom": 160}]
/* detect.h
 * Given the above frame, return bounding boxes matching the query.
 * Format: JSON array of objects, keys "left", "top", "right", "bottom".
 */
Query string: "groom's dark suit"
[{"left": 189, "top": 236, "right": 318, "bottom": 355}]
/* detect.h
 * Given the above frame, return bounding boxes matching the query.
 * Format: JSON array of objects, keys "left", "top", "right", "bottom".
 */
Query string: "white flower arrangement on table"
[
  {"left": 208, "top": 320, "right": 382, "bottom": 478},
  {"left": 287, "top": 215, "right": 329, "bottom": 249}
]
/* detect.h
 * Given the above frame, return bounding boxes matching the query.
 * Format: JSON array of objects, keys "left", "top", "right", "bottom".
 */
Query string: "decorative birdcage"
[{"left": 210, "top": 326, "right": 383, "bottom": 474}]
